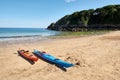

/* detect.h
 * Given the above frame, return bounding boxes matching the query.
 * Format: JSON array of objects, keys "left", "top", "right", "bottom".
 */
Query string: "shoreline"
[
  {"left": 0, "top": 30, "right": 114, "bottom": 49},
  {"left": 0, "top": 36, "right": 51, "bottom": 43},
  {"left": 0, "top": 29, "right": 111, "bottom": 43}
]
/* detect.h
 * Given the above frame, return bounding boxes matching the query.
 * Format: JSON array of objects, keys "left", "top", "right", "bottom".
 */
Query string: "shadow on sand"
[
  {"left": 33, "top": 53, "right": 67, "bottom": 72},
  {"left": 14, "top": 52, "right": 35, "bottom": 65}
]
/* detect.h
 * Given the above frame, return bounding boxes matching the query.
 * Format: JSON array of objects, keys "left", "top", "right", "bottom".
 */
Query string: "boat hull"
[
  {"left": 18, "top": 50, "right": 38, "bottom": 62},
  {"left": 34, "top": 49, "right": 74, "bottom": 68}
]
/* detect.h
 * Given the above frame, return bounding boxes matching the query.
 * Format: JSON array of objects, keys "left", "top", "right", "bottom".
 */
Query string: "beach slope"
[{"left": 0, "top": 31, "right": 120, "bottom": 80}]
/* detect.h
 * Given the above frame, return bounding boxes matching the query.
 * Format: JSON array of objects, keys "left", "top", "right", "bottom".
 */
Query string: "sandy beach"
[{"left": 0, "top": 31, "right": 120, "bottom": 80}]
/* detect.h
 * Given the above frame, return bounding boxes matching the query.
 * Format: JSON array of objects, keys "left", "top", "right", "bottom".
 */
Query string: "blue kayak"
[{"left": 34, "top": 49, "right": 74, "bottom": 68}]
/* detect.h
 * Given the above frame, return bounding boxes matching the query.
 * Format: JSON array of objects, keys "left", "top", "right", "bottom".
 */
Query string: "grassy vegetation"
[{"left": 56, "top": 30, "right": 111, "bottom": 37}]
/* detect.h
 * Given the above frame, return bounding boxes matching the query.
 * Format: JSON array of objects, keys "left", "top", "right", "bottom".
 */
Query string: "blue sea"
[{"left": 0, "top": 28, "right": 59, "bottom": 41}]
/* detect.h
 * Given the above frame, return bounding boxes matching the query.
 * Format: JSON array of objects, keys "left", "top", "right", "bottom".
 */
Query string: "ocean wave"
[{"left": 0, "top": 35, "right": 43, "bottom": 39}]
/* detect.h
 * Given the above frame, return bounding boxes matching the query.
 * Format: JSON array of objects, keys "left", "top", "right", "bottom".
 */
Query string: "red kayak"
[{"left": 17, "top": 49, "right": 38, "bottom": 62}]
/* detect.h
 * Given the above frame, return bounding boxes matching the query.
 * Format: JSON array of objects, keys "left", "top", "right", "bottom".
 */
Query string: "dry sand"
[{"left": 0, "top": 31, "right": 120, "bottom": 80}]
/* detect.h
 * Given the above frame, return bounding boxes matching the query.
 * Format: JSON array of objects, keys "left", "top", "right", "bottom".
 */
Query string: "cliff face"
[{"left": 47, "top": 5, "right": 120, "bottom": 31}]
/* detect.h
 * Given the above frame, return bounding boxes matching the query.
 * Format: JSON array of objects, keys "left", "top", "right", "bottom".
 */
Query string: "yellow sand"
[{"left": 0, "top": 31, "right": 120, "bottom": 80}]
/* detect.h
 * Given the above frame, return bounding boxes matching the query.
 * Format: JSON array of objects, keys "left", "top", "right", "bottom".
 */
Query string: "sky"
[{"left": 0, "top": 0, "right": 120, "bottom": 28}]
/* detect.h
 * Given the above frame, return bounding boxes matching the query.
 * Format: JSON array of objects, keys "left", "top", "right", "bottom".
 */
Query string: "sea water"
[{"left": 0, "top": 28, "right": 58, "bottom": 42}]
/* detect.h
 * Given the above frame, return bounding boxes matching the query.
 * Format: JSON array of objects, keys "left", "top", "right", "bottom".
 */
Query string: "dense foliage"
[{"left": 47, "top": 5, "right": 120, "bottom": 31}]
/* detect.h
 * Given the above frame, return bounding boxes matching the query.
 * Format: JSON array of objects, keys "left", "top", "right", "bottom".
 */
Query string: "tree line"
[{"left": 47, "top": 4, "right": 120, "bottom": 31}]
